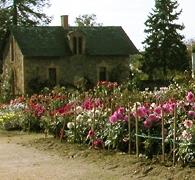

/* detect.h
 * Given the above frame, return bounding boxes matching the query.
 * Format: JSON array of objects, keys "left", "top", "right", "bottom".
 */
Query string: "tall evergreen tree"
[
  {"left": 0, "top": 0, "right": 51, "bottom": 42},
  {"left": 142, "top": 0, "right": 188, "bottom": 80}
]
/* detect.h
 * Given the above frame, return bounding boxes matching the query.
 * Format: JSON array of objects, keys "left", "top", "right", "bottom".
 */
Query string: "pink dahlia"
[
  {"left": 186, "top": 91, "right": 194, "bottom": 102},
  {"left": 188, "top": 111, "right": 195, "bottom": 119},
  {"left": 148, "top": 113, "right": 159, "bottom": 122},
  {"left": 109, "top": 114, "right": 118, "bottom": 124},
  {"left": 137, "top": 106, "right": 148, "bottom": 118},
  {"left": 154, "top": 106, "right": 162, "bottom": 115}
]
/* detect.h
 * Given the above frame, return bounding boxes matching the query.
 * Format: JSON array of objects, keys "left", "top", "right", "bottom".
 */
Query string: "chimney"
[{"left": 61, "top": 15, "right": 68, "bottom": 29}]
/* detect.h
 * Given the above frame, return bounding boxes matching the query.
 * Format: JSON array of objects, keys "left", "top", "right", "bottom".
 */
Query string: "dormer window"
[
  {"left": 72, "top": 36, "right": 84, "bottom": 55},
  {"left": 68, "top": 32, "right": 85, "bottom": 55}
]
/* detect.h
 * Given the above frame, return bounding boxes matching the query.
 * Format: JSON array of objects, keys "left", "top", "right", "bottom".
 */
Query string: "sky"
[{"left": 46, "top": 0, "right": 194, "bottom": 50}]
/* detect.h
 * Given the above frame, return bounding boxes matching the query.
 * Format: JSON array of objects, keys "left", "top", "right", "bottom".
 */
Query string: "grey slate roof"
[{"left": 10, "top": 26, "right": 138, "bottom": 57}]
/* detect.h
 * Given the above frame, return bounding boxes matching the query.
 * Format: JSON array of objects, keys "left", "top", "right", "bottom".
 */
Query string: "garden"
[{"left": 1, "top": 80, "right": 195, "bottom": 167}]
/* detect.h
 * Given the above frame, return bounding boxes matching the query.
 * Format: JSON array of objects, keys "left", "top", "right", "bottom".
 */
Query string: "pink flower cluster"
[
  {"left": 134, "top": 100, "right": 178, "bottom": 129},
  {"left": 28, "top": 103, "right": 45, "bottom": 118},
  {"left": 162, "top": 102, "right": 176, "bottom": 114},
  {"left": 97, "top": 81, "right": 118, "bottom": 90},
  {"left": 82, "top": 98, "right": 102, "bottom": 110},
  {"left": 136, "top": 106, "right": 148, "bottom": 118},
  {"left": 143, "top": 113, "right": 160, "bottom": 129},
  {"left": 186, "top": 91, "right": 194, "bottom": 102},
  {"left": 109, "top": 107, "right": 128, "bottom": 124},
  {"left": 188, "top": 110, "right": 195, "bottom": 119},
  {"left": 52, "top": 102, "right": 74, "bottom": 116}
]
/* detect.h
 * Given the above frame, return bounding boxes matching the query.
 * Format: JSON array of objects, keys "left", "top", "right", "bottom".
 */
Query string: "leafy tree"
[
  {"left": 142, "top": 0, "right": 189, "bottom": 80},
  {"left": 75, "top": 14, "right": 102, "bottom": 27},
  {"left": 0, "top": 0, "right": 51, "bottom": 42},
  {"left": 128, "top": 54, "right": 148, "bottom": 90}
]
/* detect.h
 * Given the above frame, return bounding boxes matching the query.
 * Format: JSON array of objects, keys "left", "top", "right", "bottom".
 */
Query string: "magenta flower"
[
  {"left": 114, "top": 111, "right": 123, "bottom": 120},
  {"left": 137, "top": 106, "right": 148, "bottom": 118},
  {"left": 186, "top": 91, "right": 194, "bottom": 102},
  {"left": 144, "top": 119, "right": 152, "bottom": 129},
  {"left": 109, "top": 107, "right": 127, "bottom": 123},
  {"left": 188, "top": 111, "right": 195, "bottom": 119},
  {"left": 117, "top": 107, "right": 125, "bottom": 115},
  {"left": 154, "top": 106, "right": 162, "bottom": 115},
  {"left": 148, "top": 113, "right": 159, "bottom": 122},
  {"left": 162, "top": 103, "right": 171, "bottom": 114},
  {"left": 82, "top": 99, "right": 93, "bottom": 110},
  {"left": 170, "top": 102, "right": 176, "bottom": 112},
  {"left": 109, "top": 114, "right": 118, "bottom": 124}
]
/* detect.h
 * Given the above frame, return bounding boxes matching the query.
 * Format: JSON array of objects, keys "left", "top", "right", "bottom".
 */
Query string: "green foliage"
[
  {"left": 103, "top": 121, "right": 128, "bottom": 151},
  {"left": 75, "top": 14, "right": 103, "bottom": 27},
  {"left": 0, "top": 0, "right": 52, "bottom": 43},
  {"left": 143, "top": 0, "right": 189, "bottom": 80},
  {"left": 0, "top": 67, "right": 12, "bottom": 103},
  {"left": 192, "top": 45, "right": 195, "bottom": 53},
  {"left": 128, "top": 54, "right": 148, "bottom": 90}
]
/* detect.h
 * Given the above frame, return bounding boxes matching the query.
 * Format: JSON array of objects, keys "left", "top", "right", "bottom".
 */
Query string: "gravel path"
[
  {"left": 2, "top": 132, "right": 194, "bottom": 180},
  {"left": 0, "top": 133, "right": 126, "bottom": 180}
]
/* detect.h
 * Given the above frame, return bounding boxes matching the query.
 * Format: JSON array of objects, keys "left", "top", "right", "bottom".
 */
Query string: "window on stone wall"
[
  {"left": 99, "top": 67, "right": 107, "bottom": 81},
  {"left": 11, "top": 38, "right": 14, "bottom": 62},
  {"left": 11, "top": 69, "right": 16, "bottom": 96},
  {"left": 78, "top": 37, "right": 83, "bottom": 54},
  {"left": 73, "top": 37, "right": 77, "bottom": 54},
  {"left": 48, "top": 68, "right": 56, "bottom": 86}
]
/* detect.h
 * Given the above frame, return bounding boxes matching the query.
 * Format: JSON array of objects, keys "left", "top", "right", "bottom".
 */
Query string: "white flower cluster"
[{"left": 67, "top": 105, "right": 109, "bottom": 129}]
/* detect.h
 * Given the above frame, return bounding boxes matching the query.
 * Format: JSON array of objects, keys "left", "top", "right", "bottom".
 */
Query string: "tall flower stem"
[
  {"left": 135, "top": 103, "right": 139, "bottom": 157},
  {"left": 128, "top": 103, "right": 131, "bottom": 154},
  {"left": 173, "top": 106, "right": 177, "bottom": 166}
]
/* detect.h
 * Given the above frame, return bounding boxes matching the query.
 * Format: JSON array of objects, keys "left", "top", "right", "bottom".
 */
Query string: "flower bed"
[{"left": 1, "top": 81, "right": 195, "bottom": 164}]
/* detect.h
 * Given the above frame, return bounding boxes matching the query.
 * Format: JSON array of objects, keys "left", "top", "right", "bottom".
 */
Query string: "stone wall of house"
[
  {"left": 24, "top": 55, "right": 129, "bottom": 93},
  {"left": 2, "top": 36, "right": 24, "bottom": 95}
]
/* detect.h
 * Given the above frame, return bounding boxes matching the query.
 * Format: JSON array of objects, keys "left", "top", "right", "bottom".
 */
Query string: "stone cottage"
[{"left": 1, "top": 15, "right": 138, "bottom": 95}]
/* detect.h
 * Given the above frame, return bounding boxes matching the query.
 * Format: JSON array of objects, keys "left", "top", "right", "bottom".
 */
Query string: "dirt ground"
[{"left": 0, "top": 131, "right": 195, "bottom": 180}]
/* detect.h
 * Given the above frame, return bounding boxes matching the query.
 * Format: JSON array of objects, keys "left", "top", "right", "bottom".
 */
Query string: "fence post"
[
  {"left": 135, "top": 103, "right": 139, "bottom": 157},
  {"left": 73, "top": 99, "right": 77, "bottom": 143},
  {"left": 161, "top": 108, "right": 165, "bottom": 162},
  {"left": 128, "top": 103, "right": 131, "bottom": 154},
  {"left": 173, "top": 105, "right": 177, "bottom": 166}
]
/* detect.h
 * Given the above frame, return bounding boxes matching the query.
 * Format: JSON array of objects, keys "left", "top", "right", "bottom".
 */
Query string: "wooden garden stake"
[
  {"left": 73, "top": 100, "right": 77, "bottom": 143},
  {"left": 173, "top": 106, "right": 177, "bottom": 166},
  {"left": 135, "top": 103, "right": 139, "bottom": 157},
  {"left": 128, "top": 104, "right": 131, "bottom": 154},
  {"left": 161, "top": 108, "right": 165, "bottom": 162},
  {"left": 60, "top": 119, "right": 66, "bottom": 142}
]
